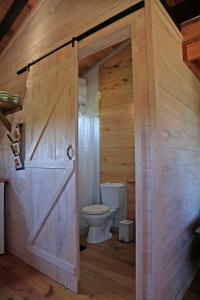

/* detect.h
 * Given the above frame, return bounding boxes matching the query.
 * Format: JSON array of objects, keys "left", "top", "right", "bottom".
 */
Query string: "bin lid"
[{"left": 120, "top": 220, "right": 134, "bottom": 225}]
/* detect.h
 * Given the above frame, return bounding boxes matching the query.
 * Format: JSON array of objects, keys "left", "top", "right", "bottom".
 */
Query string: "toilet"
[{"left": 81, "top": 183, "right": 126, "bottom": 244}]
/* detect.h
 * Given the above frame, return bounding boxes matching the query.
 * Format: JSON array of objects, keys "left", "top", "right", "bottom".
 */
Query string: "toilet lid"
[{"left": 82, "top": 204, "right": 110, "bottom": 215}]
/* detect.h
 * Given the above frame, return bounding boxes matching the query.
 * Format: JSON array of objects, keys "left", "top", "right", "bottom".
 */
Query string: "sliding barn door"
[{"left": 25, "top": 45, "right": 79, "bottom": 292}]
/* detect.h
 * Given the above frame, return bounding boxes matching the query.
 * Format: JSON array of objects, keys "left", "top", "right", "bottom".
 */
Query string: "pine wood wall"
[
  {"left": 0, "top": 0, "right": 140, "bottom": 259},
  {"left": 147, "top": 1, "right": 200, "bottom": 299},
  {"left": 99, "top": 44, "right": 135, "bottom": 220},
  {"left": 0, "top": 2, "right": 151, "bottom": 298},
  {"left": 0, "top": 0, "right": 199, "bottom": 298}
]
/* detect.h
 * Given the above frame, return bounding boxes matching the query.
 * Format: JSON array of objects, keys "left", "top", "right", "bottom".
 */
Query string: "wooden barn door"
[{"left": 25, "top": 44, "right": 79, "bottom": 292}]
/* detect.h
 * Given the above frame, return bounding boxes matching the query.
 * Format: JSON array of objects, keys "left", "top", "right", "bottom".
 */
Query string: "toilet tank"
[{"left": 100, "top": 183, "right": 126, "bottom": 209}]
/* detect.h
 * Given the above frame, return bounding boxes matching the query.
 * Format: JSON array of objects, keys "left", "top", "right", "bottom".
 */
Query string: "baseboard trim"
[
  {"left": 80, "top": 226, "right": 88, "bottom": 236},
  {"left": 111, "top": 226, "right": 119, "bottom": 233}
]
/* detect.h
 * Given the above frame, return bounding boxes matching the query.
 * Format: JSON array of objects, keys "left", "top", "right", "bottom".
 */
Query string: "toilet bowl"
[
  {"left": 81, "top": 204, "right": 116, "bottom": 244},
  {"left": 81, "top": 183, "right": 126, "bottom": 244}
]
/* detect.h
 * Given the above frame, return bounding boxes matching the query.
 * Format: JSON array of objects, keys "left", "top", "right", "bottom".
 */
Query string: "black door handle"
[{"left": 67, "top": 144, "right": 73, "bottom": 160}]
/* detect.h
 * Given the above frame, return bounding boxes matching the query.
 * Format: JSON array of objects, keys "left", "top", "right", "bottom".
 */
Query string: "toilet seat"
[{"left": 82, "top": 204, "right": 110, "bottom": 215}]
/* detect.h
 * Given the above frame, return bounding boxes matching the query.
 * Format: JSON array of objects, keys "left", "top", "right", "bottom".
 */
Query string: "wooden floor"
[
  {"left": 183, "top": 271, "right": 200, "bottom": 300},
  {"left": 80, "top": 233, "right": 135, "bottom": 300},
  {"left": 0, "top": 234, "right": 135, "bottom": 300}
]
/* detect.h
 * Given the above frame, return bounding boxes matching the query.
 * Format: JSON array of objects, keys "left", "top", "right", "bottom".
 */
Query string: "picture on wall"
[
  {"left": 7, "top": 123, "right": 25, "bottom": 171},
  {"left": 14, "top": 155, "right": 23, "bottom": 170},
  {"left": 11, "top": 142, "right": 20, "bottom": 156}
]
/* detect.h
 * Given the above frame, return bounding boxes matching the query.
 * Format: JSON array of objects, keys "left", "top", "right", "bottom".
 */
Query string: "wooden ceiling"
[
  {"left": 79, "top": 41, "right": 126, "bottom": 75},
  {"left": 0, "top": 0, "right": 39, "bottom": 54},
  {"left": 164, "top": 0, "right": 200, "bottom": 25},
  {"left": 165, "top": 0, "right": 184, "bottom": 6},
  {"left": 0, "top": 0, "right": 13, "bottom": 23},
  {"left": 181, "top": 16, "right": 200, "bottom": 81},
  {"left": 0, "top": 0, "right": 199, "bottom": 57}
]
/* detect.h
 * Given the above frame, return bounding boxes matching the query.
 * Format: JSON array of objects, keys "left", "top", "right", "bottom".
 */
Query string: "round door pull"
[{"left": 67, "top": 144, "right": 73, "bottom": 160}]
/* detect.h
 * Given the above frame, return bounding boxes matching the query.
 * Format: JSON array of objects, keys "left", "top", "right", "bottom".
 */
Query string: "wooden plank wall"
[
  {"left": 0, "top": 0, "right": 140, "bottom": 259},
  {"left": 131, "top": 10, "right": 153, "bottom": 299},
  {"left": 77, "top": 9, "right": 153, "bottom": 298},
  {"left": 0, "top": 1, "right": 149, "bottom": 296},
  {"left": 148, "top": 1, "right": 200, "bottom": 299},
  {"left": 99, "top": 44, "right": 135, "bottom": 220}
]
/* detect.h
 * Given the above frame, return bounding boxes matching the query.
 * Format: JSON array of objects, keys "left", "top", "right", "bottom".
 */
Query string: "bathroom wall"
[
  {"left": 0, "top": 0, "right": 141, "bottom": 261},
  {"left": 147, "top": 1, "right": 200, "bottom": 298},
  {"left": 99, "top": 44, "right": 135, "bottom": 220}
]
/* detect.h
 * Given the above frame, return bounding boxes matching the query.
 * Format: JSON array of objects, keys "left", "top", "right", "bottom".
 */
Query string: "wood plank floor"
[
  {"left": 80, "top": 233, "right": 135, "bottom": 300},
  {"left": 0, "top": 234, "right": 135, "bottom": 299},
  {"left": 183, "top": 271, "right": 200, "bottom": 300}
]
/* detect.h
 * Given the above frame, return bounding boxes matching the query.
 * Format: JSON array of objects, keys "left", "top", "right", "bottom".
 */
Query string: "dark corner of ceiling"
[
  {"left": 0, "top": 0, "right": 29, "bottom": 41},
  {"left": 160, "top": 0, "right": 200, "bottom": 30}
]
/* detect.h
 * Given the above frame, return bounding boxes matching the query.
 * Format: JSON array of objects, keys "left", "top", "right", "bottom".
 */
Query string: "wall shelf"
[
  {"left": 0, "top": 100, "right": 22, "bottom": 132},
  {"left": 127, "top": 179, "right": 135, "bottom": 185}
]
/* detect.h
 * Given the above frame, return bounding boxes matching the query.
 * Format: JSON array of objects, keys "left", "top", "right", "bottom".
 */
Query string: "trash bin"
[{"left": 119, "top": 220, "right": 134, "bottom": 243}]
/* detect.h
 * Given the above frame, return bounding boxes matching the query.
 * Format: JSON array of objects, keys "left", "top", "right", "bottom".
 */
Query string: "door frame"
[{"left": 77, "top": 8, "right": 151, "bottom": 300}]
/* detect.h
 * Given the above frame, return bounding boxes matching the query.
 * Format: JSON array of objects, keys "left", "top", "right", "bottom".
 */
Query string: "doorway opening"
[{"left": 77, "top": 38, "right": 135, "bottom": 299}]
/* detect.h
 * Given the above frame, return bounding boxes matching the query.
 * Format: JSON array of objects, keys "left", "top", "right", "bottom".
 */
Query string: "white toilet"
[{"left": 81, "top": 183, "right": 126, "bottom": 244}]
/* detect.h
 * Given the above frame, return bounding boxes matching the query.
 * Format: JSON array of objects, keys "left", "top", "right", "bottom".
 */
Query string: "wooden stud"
[
  {"left": 0, "top": 111, "right": 11, "bottom": 132},
  {"left": 186, "top": 40, "right": 200, "bottom": 62}
]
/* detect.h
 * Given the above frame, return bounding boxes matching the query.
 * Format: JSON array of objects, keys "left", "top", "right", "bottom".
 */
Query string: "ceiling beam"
[
  {"left": 186, "top": 40, "right": 200, "bottom": 62},
  {"left": 182, "top": 16, "right": 200, "bottom": 81},
  {"left": 165, "top": 0, "right": 185, "bottom": 7},
  {"left": 173, "top": 0, "right": 200, "bottom": 25},
  {"left": 0, "top": 0, "right": 28, "bottom": 41},
  {"left": 161, "top": 0, "right": 200, "bottom": 29}
]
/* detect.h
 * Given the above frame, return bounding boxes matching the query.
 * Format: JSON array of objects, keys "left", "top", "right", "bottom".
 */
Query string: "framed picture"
[
  {"left": 11, "top": 142, "right": 20, "bottom": 156},
  {"left": 14, "top": 155, "right": 23, "bottom": 170},
  {"left": 14, "top": 126, "right": 21, "bottom": 141},
  {"left": 7, "top": 123, "right": 25, "bottom": 171}
]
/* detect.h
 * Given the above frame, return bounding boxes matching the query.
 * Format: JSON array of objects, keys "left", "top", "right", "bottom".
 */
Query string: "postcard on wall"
[
  {"left": 11, "top": 142, "right": 20, "bottom": 156},
  {"left": 14, "top": 155, "right": 23, "bottom": 170},
  {"left": 14, "top": 126, "right": 21, "bottom": 141}
]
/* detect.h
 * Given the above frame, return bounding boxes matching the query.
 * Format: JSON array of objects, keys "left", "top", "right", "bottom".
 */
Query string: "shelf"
[
  {"left": 127, "top": 179, "right": 135, "bottom": 184},
  {"left": 0, "top": 100, "right": 22, "bottom": 115},
  {"left": 0, "top": 100, "right": 22, "bottom": 132}
]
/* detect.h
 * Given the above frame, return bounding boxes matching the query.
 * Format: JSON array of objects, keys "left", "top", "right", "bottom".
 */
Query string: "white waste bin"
[{"left": 119, "top": 220, "right": 134, "bottom": 243}]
